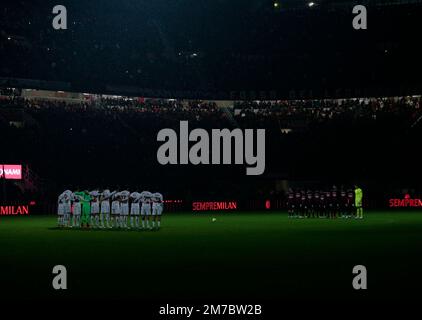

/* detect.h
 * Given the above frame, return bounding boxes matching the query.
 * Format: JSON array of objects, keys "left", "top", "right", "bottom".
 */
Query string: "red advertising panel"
[
  {"left": 192, "top": 201, "right": 237, "bottom": 211},
  {"left": 0, "top": 205, "right": 30, "bottom": 216},
  {"left": 389, "top": 194, "right": 422, "bottom": 207},
  {"left": 0, "top": 164, "right": 22, "bottom": 180}
]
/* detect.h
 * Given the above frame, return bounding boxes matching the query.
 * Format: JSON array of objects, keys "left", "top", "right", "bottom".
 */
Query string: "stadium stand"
[{"left": 1, "top": 90, "right": 421, "bottom": 211}]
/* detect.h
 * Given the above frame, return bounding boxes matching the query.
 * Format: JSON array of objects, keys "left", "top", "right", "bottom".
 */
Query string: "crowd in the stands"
[{"left": 1, "top": 92, "right": 421, "bottom": 205}]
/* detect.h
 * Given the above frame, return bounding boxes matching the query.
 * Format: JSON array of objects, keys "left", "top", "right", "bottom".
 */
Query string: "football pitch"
[{"left": 1, "top": 211, "right": 422, "bottom": 301}]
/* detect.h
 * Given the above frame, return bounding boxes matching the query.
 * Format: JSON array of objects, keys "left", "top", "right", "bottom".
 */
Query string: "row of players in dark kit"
[{"left": 286, "top": 187, "right": 359, "bottom": 218}]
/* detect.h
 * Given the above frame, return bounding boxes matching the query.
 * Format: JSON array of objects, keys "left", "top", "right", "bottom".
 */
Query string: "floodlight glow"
[{"left": 308, "top": 2, "right": 315, "bottom": 7}]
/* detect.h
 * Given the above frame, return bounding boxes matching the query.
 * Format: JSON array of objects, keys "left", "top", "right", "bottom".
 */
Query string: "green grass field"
[{"left": 1, "top": 211, "right": 422, "bottom": 301}]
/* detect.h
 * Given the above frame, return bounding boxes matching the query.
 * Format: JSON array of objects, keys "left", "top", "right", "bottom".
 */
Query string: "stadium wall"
[{"left": 21, "top": 89, "right": 85, "bottom": 103}]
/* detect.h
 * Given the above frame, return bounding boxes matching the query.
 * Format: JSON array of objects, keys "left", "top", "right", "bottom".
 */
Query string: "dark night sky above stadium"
[{"left": 1, "top": 1, "right": 422, "bottom": 96}]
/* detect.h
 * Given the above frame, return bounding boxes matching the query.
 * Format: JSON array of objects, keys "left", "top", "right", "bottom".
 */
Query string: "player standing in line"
[
  {"left": 325, "top": 190, "right": 332, "bottom": 218},
  {"left": 111, "top": 192, "right": 121, "bottom": 228},
  {"left": 57, "top": 192, "right": 66, "bottom": 227},
  {"left": 89, "top": 190, "right": 101, "bottom": 228},
  {"left": 340, "top": 189, "right": 348, "bottom": 218},
  {"left": 63, "top": 190, "right": 73, "bottom": 227},
  {"left": 140, "top": 191, "right": 152, "bottom": 229},
  {"left": 347, "top": 188, "right": 355, "bottom": 218},
  {"left": 294, "top": 189, "right": 301, "bottom": 218},
  {"left": 300, "top": 190, "right": 307, "bottom": 218},
  {"left": 331, "top": 186, "right": 338, "bottom": 219},
  {"left": 152, "top": 192, "right": 164, "bottom": 229},
  {"left": 119, "top": 190, "right": 130, "bottom": 229},
  {"left": 130, "top": 191, "right": 142, "bottom": 229},
  {"left": 319, "top": 191, "right": 326, "bottom": 218},
  {"left": 100, "top": 189, "right": 114, "bottom": 228},
  {"left": 306, "top": 190, "right": 313, "bottom": 218},
  {"left": 354, "top": 185, "right": 364, "bottom": 219},
  {"left": 76, "top": 190, "right": 92, "bottom": 228},
  {"left": 72, "top": 191, "right": 82, "bottom": 227},
  {"left": 73, "top": 191, "right": 84, "bottom": 226},
  {"left": 287, "top": 188, "right": 295, "bottom": 218},
  {"left": 312, "top": 190, "right": 320, "bottom": 218}
]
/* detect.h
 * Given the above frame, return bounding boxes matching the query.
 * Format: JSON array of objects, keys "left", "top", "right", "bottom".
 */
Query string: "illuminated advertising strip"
[
  {"left": 389, "top": 194, "right": 422, "bottom": 207},
  {"left": 0, "top": 205, "right": 30, "bottom": 216},
  {"left": 0, "top": 164, "right": 22, "bottom": 180},
  {"left": 192, "top": 201, "right": 237, "bottom": 211}
]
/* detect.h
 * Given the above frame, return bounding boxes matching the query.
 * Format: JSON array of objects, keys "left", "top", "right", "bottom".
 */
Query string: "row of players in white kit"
[{"left": 57, "top": 190, "right": 164, "bottom": 229}]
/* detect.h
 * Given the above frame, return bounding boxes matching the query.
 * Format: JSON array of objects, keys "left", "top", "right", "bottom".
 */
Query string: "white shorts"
[
  {"left": 101, "top": 201, "right": 110, "bottom": 214},
  {"left": 91, "top": 202, "right": 100, "bottom": 214},
  {"left": 64, "top": 203, "right": 72, "bottom": 214},
  {"left": 58, "top": 203, "right": 65, "bottom": 216},
  {"left": 73, "top": 203, "right": 81, "bottom": 216},
  {"left": 130, "top": 203, "right": 140, "bottom": 215},
  {"left": 141, "top": 204, "right": 151, "bottom": 216},
  {"left": 112, "top": 202, "right": 121, "bottom": 215},
  {"left": 152, "top": 203, "right": 163, "bottom": 216},
  {"left": 121, "top": 203, "right": 129, "bottom": 215}
]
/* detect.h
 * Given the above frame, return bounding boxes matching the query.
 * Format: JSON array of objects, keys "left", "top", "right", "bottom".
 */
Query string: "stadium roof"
[{"left": 1, "top": 1, "right": 422, "bottom": 98}]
